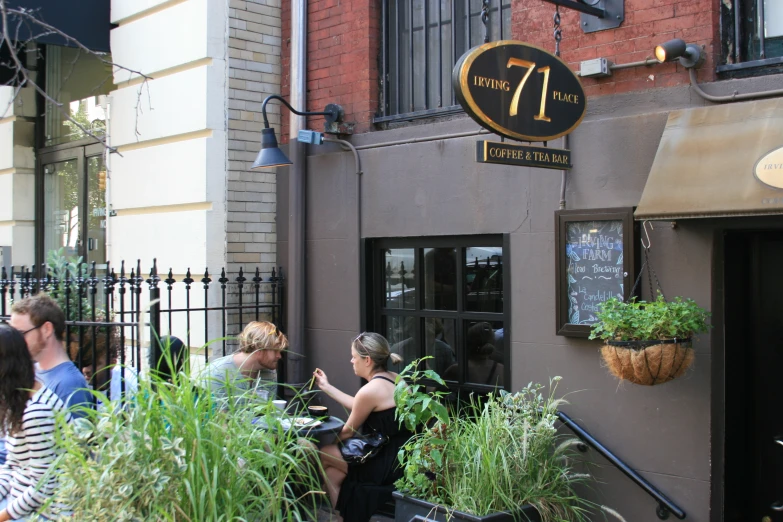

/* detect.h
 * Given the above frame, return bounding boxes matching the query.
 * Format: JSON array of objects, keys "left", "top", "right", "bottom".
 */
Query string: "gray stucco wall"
[{"left": 275, "top": 76, "right": 783, "bottom": 521}]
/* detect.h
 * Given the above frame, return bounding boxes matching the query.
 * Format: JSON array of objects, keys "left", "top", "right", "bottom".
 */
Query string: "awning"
[
  {"left": 2, "top": 1, "right": 111, "bottom": 53},
  {"left": 635, "top": 98, "right": 783, "bottom": 220}
]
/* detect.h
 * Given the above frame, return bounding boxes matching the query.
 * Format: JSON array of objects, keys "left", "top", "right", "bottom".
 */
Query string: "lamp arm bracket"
[{"left": 261, "top": 94, "right": 342, "bottom": 128}]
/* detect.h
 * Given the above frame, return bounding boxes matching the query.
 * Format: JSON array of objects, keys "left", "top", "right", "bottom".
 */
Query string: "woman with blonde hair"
[
  {"left": 203, "top": 321, "right": 287, "bottom": 405},
  {"left": 312, "top": 332, "right": 410, "bottom": 522}
]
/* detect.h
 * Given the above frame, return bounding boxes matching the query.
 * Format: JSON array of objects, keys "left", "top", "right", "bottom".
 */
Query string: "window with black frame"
[
  {"left": 719, "top": 0, "right": 783, "bottom": 73},
  {"left": 377, "top": 0, "right": 511, "bottom": 122},
  {"left": 367, "top": 237, "right": 507, "bottom": 391}
]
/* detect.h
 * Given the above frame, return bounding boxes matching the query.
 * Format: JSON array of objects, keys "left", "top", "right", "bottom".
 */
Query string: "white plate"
[{"left": 281, "top": 417, "right": 323, "bottom": 429}]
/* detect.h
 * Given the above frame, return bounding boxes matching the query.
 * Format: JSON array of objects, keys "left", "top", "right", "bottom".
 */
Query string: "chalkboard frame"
[{"left": 554, "top": 207, "right": 638, "bottom": 338}]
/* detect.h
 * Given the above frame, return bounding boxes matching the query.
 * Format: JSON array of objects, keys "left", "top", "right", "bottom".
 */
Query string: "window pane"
[
  {"left": 86, "top": 156, "right": 107, "bottom": 267},
  {"left": 424, "top": 317, "right": 456, "bottom": 378},
  {"left": 385, "top": 248, "right": 416, "bottom": 309},
  {"left": 413, "top": 0, "right": 426, "bottom": 112},
  {"left": 44, "top": 45, "right": 115, "bottom": 147},
  {"left": 465, "top": 246, "right": 503, "bottom": 312},
  {"left": 765, "top": 0, "right": 783, "bottom": 38},
  {"left": 44, "top": 159, "right": 80, "bottom": 257},
  {"left": 424, "top": 247, "right": 457, "bottom": 310},
  {"left": 386, "top": 316, "right": 419, "bottom": 373},
  {"left": 456, "top": 320, "right": 504, "bottom": 387}
]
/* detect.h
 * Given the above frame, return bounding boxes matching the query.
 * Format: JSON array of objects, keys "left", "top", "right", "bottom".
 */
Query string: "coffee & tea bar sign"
[{"left": 453, "top": 40, "right": 586, "bottom": 143}]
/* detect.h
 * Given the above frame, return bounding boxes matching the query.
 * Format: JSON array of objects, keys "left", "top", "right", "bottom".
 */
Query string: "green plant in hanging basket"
[
  {"left": 589, "top": 294, "right": 711, "bottom": 386},
  {"left": 588, "top": 294, "right": 710, "bottom": 342}
]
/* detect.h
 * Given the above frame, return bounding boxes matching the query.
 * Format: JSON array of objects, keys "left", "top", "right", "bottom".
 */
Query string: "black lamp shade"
[
  {"left": 251, "top": 128, "right": 292, "bottom": 169},
  {"left": 654, "top": 38, "right": 686, "bottom": 63}
]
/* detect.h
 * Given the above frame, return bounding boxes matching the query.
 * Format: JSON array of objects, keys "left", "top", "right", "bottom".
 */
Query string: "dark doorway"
[{"left": 724, "top": 231, "right": 783, "bottom": 522}]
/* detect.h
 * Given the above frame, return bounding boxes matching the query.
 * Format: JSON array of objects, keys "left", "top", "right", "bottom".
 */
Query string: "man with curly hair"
[{"left": 203, "top": 321, "right": 287, "bottom": 407}]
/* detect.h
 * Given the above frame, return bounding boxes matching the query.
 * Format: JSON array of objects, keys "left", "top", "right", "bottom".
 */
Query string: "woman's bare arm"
[{"left": 313, "top": 368, "right": 355, "bottom": 410}]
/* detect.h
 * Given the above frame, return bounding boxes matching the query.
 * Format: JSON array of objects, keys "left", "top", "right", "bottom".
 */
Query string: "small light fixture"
[
  {"left": 654, "top": 38, "right": 704, "bottom": 69},
  {"left": 251, "top": 95, "right": 343, "bottom": 170}
]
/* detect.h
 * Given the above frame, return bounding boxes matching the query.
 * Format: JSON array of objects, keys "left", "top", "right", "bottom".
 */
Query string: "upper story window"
[
  {"left": 365, "top": 236, "right": 508, "bottom": 392},
  {"left": 376, "top": 0, "right": 511, "bottom": 123},
  {"left": 719, "top": 0, "right": 783, "bottom": 74}
]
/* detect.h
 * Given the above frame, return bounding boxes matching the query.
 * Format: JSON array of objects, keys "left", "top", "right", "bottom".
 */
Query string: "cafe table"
[{"left": 253, "top": 414, "right": 345, "bottom": 447}]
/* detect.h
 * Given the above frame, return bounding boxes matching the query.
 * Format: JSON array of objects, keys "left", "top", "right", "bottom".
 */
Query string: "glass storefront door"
[
  {"left": 43, "top": 158, "right": 82, "bottom": 257},
  {"left": 40, "top": 144, "right": 107, "bottom": 269}
]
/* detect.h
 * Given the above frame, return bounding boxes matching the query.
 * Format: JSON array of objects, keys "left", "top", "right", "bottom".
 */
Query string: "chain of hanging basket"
[{"left": 628, "top": 246, "right": 667, "bottom": 303}]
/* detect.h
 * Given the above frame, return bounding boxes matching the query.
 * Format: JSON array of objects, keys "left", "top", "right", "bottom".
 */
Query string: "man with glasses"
[{"left": 8, "top": 294, "right": 91, "bottom": 416}]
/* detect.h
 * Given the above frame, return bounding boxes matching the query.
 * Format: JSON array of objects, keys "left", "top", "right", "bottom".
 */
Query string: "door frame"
[
  {"left": 36, "top": 138, "right": 105, "bottom": 267},
  {"left": 711, "top": 220, "right": 783, "bottom": 522}
]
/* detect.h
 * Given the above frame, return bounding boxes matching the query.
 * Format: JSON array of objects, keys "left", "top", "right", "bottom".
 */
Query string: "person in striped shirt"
[{"left": 0, "top": 324, "right": 72, "bottom": 521}]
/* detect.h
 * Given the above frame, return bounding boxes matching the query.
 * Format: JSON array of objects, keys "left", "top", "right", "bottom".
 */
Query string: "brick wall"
[
  {"left": 280, "top": 0, "right": 381, "bottom": 141},
  {"left": 279, "top": 0, "right": 718, "bottom": 135},
  {"left": 511, "top": 0, "right": 719, "bottom": 96},
  {"left": 226, "top": 0, "right": 282, "bottom": 340}
]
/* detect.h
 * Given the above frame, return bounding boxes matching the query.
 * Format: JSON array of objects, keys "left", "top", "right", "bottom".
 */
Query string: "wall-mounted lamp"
[
  {"left": 251, "top": 95, "right": 344, "bottom": 170},
  {"left": 654, "top": 38, "right": 705, "bottom": 69}
]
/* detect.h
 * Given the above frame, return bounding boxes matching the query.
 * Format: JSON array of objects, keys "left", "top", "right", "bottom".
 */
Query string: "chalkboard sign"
[{"left": 555, "top": 208, "right": 637, "bottom": 337}]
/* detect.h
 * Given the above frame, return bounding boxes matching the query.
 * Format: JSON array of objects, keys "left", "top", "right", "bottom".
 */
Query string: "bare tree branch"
[{"left": 0, "top": 0, "right": 154, "bottom": 154}]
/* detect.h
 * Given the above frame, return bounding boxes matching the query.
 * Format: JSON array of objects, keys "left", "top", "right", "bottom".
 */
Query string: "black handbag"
[{"left": 340, "top": 431, "right": 389, "bottom": 464}]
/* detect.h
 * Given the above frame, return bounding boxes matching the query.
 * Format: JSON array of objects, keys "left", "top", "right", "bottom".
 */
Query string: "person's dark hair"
[
  {"left": 11, "top": 294, "right": 66, "bottom": 342},
  {"left": 152, "top": 336, "right": 186, "bottom": 382},
  {"left": 467, "top": 322, "right": 495, "bottom": 359},
  {"left": 0, "top": 323, "right": 36, "bottom": 435}
]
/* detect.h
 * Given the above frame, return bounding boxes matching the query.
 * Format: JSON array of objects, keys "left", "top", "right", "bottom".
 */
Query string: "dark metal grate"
[
  {"left": 718, "top": 0, "right": 783, "bottom": 73},
  {"left": 378, "top": 0, "right": 511, "bottom": 122}
]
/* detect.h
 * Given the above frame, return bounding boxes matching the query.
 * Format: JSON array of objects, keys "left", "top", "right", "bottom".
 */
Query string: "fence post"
[{"left": 147, "top": 259, "right": 162, "bottom": 376}]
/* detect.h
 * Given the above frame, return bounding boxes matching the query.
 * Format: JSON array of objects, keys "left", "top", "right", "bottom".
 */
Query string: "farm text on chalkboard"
[
  {"left": 453, "top": 40, "right": 586, "bottom": 142},
  {"left": 565, "top": 221, "right": 625, "bottom": 325},
  {"left": 555, "top": 208, "right": 636, "bottom": 337}
]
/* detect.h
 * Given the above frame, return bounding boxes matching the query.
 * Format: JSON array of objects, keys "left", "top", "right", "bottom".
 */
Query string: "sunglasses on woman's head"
[{"left": 353, "top": 334, "right": 369, "bottom": 357}]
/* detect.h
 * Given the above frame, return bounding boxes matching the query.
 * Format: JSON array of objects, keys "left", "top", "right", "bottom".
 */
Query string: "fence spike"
[{"left": 165, "top": 268, "right": 176, "bottom": 288}]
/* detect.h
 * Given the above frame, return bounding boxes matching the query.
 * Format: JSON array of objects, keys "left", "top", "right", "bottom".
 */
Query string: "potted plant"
[
  {"left": 51, "top": 349, "right": 324, "bottom": 521},
  {"left": 589, "top": 293, "right": 711, "bottom": 385},
  {"left": 392, "top": 362, "right": 597, "bottom": 522}
]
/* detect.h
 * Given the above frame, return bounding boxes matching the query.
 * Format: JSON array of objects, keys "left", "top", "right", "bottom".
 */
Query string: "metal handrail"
[{"left": 556, "top": 411, "right": 686, "bottom": 520}]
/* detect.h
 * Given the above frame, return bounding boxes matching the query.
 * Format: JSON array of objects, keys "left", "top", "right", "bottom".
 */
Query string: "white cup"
[{"left": 272, "top": 400, "right": 287, "bottom": 412}]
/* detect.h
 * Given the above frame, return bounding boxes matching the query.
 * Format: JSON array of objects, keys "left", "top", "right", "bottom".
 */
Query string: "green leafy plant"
[
  {"left": 46, "top": 247, "right": 96, "bottom": 321},
  {"left": 393, "top": 358, "right": 451, "bottom": 502},
  {"left": 394, "top": 357, "right": 450, "bottom": 431},
  {"left": 395, "top": 372, "right": 598, "bottom": 521},
  {"left": 51, "top": 347, "right": 324, "bottom": 521},
  {"left": 588, "top": 293, "right": 711, "bottom": 342}
]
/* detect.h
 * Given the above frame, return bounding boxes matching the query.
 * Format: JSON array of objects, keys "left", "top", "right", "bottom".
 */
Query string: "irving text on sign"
[{"left": 476, "top": 141, "right": 572, "bottom": 169}]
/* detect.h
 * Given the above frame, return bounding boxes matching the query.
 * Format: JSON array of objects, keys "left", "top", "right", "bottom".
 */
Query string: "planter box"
[{"left": 393, "top": 491, "right": 541, "bottom": 522}]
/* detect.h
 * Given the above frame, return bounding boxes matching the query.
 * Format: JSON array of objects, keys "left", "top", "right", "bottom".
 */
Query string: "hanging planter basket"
[
  {"left": 600, "top": 338, "right": 695, "bottom": 386},
  {"left": 590, "top": 224, "right": 709, "bottom": 386}
]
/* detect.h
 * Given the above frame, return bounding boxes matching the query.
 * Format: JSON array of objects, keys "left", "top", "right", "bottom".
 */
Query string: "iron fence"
[{"left": 0, "top": 259, "right": 285, "bottom": 390}]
